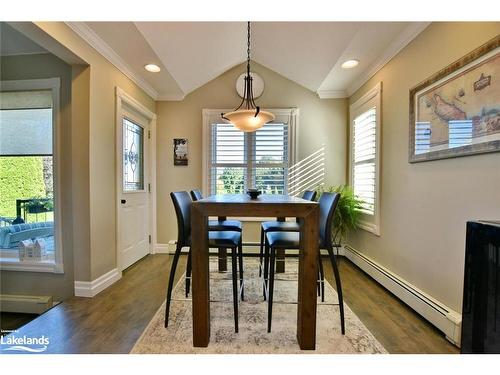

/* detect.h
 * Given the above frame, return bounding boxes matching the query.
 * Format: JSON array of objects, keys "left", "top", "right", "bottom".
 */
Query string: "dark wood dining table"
[{"left": 191, "top": 194, "right": 319, "bottom": 350}]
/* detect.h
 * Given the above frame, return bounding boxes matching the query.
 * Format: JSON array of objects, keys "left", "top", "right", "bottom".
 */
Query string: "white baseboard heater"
[
  {"left": 0, "top": 294, "right": 53, "bottom": 314},
  {"left": 342, "top": 245, "right": 462, "bottom": 347}
]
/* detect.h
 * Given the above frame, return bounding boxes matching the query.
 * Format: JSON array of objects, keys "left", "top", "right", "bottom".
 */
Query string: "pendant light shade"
[
  {"left": 222, "top": 22, "right": 274, "bottom": 132},
  {"left": 224, "top": 109, "right": 275, "bottom": 132}
]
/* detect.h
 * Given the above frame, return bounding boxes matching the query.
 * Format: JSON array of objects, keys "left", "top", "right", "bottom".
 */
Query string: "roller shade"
[
  {"left": 353, "top": 108, "right": 376, "bottom": 214},
  {"left": 0, "top": 90, "right": 52, "bottom": 110},
  {"left": 0, "top": 90, "right": 53, "bottom": 156}
]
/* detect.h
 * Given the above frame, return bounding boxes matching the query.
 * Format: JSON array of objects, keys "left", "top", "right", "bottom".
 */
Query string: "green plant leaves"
[{"left": 314, "top": 184, "right": 365, "bottom": 245}]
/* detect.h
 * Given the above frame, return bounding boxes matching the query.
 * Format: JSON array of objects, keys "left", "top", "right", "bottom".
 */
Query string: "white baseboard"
[
  {"left": 74, "top": 268, "right": 121, "bottom": 298},
  {"left": 342, "top": 244, "right": 462, "bottom": 347},
  {"left": 156, "top": 241, "right": 190, "bottom": 254},
  {"left": 154, "top": 243, "right": 170, "bottom": 254}
]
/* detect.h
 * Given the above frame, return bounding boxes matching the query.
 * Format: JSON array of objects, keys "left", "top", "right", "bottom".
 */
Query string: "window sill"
[
  {"left": 358, "top": 221, "right": 380, "bottom": 236},
  {"left": 0, "top": 253, "right": 63, "bottom": 273}
]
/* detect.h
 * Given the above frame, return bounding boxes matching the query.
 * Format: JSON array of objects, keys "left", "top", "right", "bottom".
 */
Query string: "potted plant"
[
  {"left": 25, "top": 198, "right": 54, "bottom": 214},
  {"left": 315, "top": 185, "right": 365, "bottom": 246}
]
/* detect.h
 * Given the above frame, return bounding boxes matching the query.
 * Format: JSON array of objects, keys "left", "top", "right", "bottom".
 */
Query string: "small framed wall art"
[{"left": 173, "top": 138, "right": 188, "bottom": 166}]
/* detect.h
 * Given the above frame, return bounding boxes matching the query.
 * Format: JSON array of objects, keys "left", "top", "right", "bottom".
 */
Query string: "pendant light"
[{"left": 222, "top": 22, "right": 275, "bottom": 132}]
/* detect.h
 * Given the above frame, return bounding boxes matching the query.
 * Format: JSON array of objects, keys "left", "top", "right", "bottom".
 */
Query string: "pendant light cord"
[
  {"left": 221, "top": 21, "right": 260, "bottom": 120},
  {"left": 247, "top": 21, "right": 251, "bottom": 76}
]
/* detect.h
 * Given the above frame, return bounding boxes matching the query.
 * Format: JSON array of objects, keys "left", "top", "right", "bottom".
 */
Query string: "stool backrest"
[
  {"left": 170, "top": 191, "right": 192, "bottom": 246},
  {"left": 318, "top": 192, "right": 341, "bottom": 248},
  {"left": 302, "top": 190, "right": 317, "bottom": 202},
  {"left": 190, "top": 189, "right": 203, "bottom": 201}
]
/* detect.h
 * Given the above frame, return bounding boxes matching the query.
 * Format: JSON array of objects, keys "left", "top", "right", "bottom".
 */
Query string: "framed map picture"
[
  {"left": 409, "top": 35, "right": 500, "bottom": 163},
  {"left": 173, "top": 138, "right": 188, "bottom": 166}
]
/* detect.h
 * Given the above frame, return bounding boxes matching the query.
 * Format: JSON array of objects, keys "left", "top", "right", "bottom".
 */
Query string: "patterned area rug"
[{"left": 131, "top": 258, "right": 386, "bottom": 354}]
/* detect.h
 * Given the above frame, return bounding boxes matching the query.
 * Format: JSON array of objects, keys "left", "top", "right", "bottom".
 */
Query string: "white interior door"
[{"left": 118, "top": 105, "right": 150, "bottom": 270}]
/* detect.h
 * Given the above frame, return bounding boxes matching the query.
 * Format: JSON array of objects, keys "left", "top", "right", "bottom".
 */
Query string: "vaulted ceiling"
[{"left": 67, "top": 22, "right": 430, "bottom": 100}]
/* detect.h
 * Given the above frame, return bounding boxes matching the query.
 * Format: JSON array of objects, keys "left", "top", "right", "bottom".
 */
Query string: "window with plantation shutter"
[
  {"left": 353, "top": 108, "right": 376, "bottom": 214},
  {"left": 350, "top": 83, "right": 381, "bottom": 235},
  {"left": 210, "top": 122, "right": 247, "bottom": 194},
  {"left": 252, "top": 122, "right": 288, "bottom": 194},
  {"left": 203, "top": 109, "right": 297, "bottom": 197}
]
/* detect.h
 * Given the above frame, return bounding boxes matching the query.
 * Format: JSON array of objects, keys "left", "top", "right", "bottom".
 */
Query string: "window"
[
  {"left": 0, "top": 78, "right": 62, "bottom": 272},
  {"left": 122, "top": 118, "right": 144, "bottom": 191},
  {"left": 350, "top": 82, "right": 381, "bottom": 235},
  {"left": 203, "top": 109, "right": 297, "bottom": 196}
]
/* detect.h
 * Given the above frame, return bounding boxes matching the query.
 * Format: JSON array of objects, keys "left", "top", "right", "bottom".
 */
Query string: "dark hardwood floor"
[
  {"left": 323, "top": 258, "right": 458, "bottom": 354},
  {"left": 0, "top": 253, "right": 458, "bottom": 354}
]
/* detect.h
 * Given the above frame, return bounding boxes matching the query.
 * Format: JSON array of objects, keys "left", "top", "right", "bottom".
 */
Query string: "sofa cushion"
[
  {"left": 8, "top": 222, "right": 53, "bottom": 234},
  {"left": 1, "top": 222, "right": 54, "bottom": 249}
]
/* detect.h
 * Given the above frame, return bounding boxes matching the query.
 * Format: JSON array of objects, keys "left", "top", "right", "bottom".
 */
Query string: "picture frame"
[
  {"left": 409, "top": 35, "right": 500, "bottom": 163},
  {"left": 173, "top": 138, "right": 188, "bottom": 166}
]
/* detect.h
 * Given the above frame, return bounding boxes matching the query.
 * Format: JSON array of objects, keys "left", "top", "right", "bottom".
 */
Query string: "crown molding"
[
  {"left": 65, "top": 22, "right": 159, "bottom": 100},
  {"left": 316, "top": 89, "right": 348, "bottom": 99},
  {"left": 346, "top": 22, "right": 431, "bottom": 97},
  {"left": 156, "top": 93, "right": 186, "bottom": 101}
]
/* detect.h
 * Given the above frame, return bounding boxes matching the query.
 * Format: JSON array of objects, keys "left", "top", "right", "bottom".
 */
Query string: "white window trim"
[
  {"left": 202, "top": 108, "right": 298, "bottom": 222},
  {"left": 349, "top": 82, "right": 382, "bottom": 236},
  {"left": 0, "top": 78, "right": 63, "bottom": 273}
]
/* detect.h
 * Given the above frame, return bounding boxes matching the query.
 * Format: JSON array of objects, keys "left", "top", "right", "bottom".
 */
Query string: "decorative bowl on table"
[{"left": 246, "top": 189, "right": 261, "bottom": 199}]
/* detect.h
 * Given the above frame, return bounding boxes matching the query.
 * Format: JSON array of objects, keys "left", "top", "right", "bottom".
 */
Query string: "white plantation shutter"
[
  {"left": 353, "top": 108, "right": 376, "bottom": 214},
  {"left": 350, "top": 83, "right": 381, "bottom": 235},
  {"left": 210, "top": 123, "right": 247, "bottom": 194},
  {"left": 207, "top": 119, "right": 290, "bottom": 195},
  {"left": 252, "top": 123, "right": 288, "bottom": 194}
]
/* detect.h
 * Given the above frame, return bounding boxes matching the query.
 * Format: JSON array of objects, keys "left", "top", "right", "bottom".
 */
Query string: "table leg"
[
  {"left": 191, "top": 206, "right": 210, "bottom": 347},
  {"left": 296, "top": 207, "right": 319, "bottom": 350}
]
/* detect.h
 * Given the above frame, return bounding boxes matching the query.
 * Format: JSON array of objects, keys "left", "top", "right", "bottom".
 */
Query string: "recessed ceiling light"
[
  {"left": 144, "top": 64, "right": 161, "bottom": 73},
  {"left": 341, "top": 59, "right": 359, "bottom": 69}
]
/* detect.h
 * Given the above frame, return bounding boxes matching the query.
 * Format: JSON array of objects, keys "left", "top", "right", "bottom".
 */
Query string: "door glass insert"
[{"left": 123, "top": 118, "right": 144, "bottom": 191}]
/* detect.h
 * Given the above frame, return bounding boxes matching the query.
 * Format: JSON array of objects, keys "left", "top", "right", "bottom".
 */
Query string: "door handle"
[{"left": 121, "top": 199, "right": 127, "bottom": 204}]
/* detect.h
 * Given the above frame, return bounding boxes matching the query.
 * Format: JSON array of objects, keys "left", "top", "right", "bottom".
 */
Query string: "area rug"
[{"left": 131, "top": 258, "right": 387, "bottom": 354}]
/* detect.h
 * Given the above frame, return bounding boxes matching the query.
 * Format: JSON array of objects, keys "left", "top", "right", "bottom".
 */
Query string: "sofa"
[{"left": 0, "top": 222, "right": 54, "bottom": 249}]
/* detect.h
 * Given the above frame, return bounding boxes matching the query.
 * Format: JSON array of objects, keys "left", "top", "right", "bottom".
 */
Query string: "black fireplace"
[{"left": 461, "top": 220, "right": 500, "bottom": 353}]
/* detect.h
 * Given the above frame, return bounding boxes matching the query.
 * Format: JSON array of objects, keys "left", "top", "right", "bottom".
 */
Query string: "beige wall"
[
  {"left": 0, "top": 53, "right": 75, "bottom": 299},
  {"left": 156, "top": 62, "right": 347, "bottom": 244},
  {"left": 347, "top": 22, "right": 500, "bottom": 312},
  {"left": 0, "top": 22, "right": 156, "bottom": 294},
  {"left": 70, "top": 64, "right": 91, "bottom": 281},
  {"left": 33, "top": 22, "right": 156, "bottom": 281}
]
